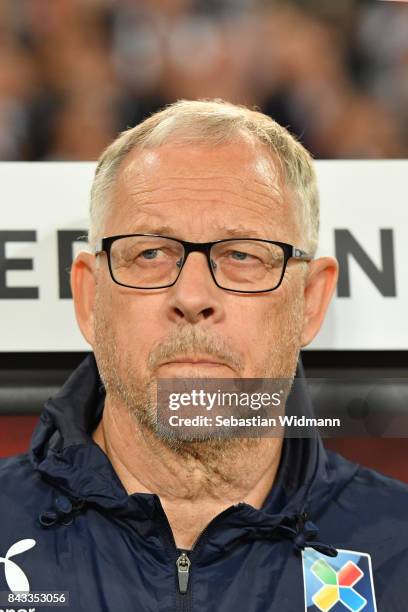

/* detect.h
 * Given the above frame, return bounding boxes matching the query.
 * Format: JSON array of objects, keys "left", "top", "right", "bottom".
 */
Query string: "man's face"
[{"left": 92, "top": 138, "right": 307, "bottom": 446}]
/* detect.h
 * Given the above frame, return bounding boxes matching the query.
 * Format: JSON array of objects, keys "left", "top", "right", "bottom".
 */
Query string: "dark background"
[{"left": 1, "top": 0, "right": 408, "bottom": 161}]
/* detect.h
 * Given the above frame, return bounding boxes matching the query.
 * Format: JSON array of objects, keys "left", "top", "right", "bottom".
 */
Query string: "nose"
[{"left": 166, "top": 251, "right": 224, "bottom": 325}]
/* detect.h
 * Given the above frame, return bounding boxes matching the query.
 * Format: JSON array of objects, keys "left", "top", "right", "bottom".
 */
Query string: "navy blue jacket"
[{"left": 0, "top": 354, "right": 407, "bottom": 611}]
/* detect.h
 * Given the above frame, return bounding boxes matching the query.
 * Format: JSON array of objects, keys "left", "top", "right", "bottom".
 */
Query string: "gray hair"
[{"left": 89, "top": 99, "right": 319, "bottom": 253}]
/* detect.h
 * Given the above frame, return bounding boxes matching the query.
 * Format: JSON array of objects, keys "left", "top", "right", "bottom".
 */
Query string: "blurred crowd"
[{"left": 1, "top": 0, "right": 408, "bottom": 161}]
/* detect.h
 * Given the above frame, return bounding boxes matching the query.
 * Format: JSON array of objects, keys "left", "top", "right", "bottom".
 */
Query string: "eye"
[
  {"left": 230, "top": 250, "right": 252, "bottom": 261},
  {"left": 140, "top": 248, "right": 159, "bottom": 260}
]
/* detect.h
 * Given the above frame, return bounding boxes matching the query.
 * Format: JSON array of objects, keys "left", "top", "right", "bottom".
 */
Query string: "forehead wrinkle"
[
  {"left": 124, "top": 176, "right": 286, "bottom": 217},
  {"left": 127, "top": 191, "right": 280, "bottom": 215},
  {"left": 108, "top": 206, "right": 294, "bottom": 243},
  {"left": 126, "top": 173, "right": 279, "bottom": 188},
  {"left": 122, "top": 198, "right": 283, "bottom": 228},
  {"left": 115, "top": 185, "right": 295, "bottom": 238},
  {"left": 126, "top": 173, "right": 284, "bottom": 205}
]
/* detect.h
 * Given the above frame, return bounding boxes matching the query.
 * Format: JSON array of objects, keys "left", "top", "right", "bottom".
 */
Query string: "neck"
[{"left": 92, "top": 396, "right": 283, "bottom": 549}]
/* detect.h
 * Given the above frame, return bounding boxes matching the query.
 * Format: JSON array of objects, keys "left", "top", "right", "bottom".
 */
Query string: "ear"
[
  {"left": 301, "top": 256, "right": 338, "bottom": 347},
  {"left": 70, "top": 251, "right": 97, "bottom": 347}
]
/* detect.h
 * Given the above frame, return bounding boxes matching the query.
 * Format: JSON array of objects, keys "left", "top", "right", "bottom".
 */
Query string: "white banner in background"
[{"left": 0, "top": 161, "right": 407, "bottom": 351}]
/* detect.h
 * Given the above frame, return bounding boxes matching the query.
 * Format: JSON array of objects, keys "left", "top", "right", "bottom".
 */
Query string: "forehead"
[{"left": 106, "top": 140, "right": 301, "bottom": 241}]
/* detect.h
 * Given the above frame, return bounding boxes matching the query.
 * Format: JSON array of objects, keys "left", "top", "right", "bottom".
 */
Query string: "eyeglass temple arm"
[
  {"left": 291, "top": 246, "right": 313, "bottom": 261},
  {"left": 94, "top": 239, "right": 103, "bottom": 254}
]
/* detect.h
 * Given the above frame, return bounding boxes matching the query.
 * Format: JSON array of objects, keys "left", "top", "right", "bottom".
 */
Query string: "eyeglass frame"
[{"left": 94, "top": 233, "right": 313, "bottom": 293}]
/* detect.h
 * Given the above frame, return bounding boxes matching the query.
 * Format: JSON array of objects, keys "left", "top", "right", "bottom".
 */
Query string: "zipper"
[
  {"left": 155, "top": 496, "right": 248, "bottom": 604},
  {"left": 174, "top": 518, "right": 224, "bottom": 597},
  {"left": 176, "top": 551, "right": 191, "bottom": 593}
]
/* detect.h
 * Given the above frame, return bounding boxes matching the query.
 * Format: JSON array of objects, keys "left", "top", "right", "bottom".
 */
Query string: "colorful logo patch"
[{"left": 302, "top": 548, "right": 377, "bottom": 612}]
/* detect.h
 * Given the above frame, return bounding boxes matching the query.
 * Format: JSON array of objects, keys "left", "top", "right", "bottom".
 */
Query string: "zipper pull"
[{"left": 176, "top": 551, "right": 191, "bottom": 594}]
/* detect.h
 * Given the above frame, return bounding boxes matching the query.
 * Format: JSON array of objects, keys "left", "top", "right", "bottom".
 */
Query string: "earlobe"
[
  {"left": 300, "top": 257, "right": 338, "bottom": 347},
  {"left": 70, "top": 251, "right": 97, "bottom": 348}
]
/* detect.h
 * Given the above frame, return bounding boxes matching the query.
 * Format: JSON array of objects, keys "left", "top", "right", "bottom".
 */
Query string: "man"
[{"left": 0, "top": 99, "right": 407, "bottom": 611}]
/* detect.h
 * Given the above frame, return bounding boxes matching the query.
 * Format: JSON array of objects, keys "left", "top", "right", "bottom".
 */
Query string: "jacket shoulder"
[
  {"left": 326, "top": 448, "right": 408, "bottom": 497},
  {"left": 324, "top": 448, "right": 408, "bottom": 551},
  {"left": 0, "top": 452, "right": 53, "bottom": 505},
  {"left": 352, "top": 460, "right": 408, "bottom": 511},
  {"left": 0, "top": 452, "right": 33, "bottom": 480},
  {"left": 317, "top": 449, "right": 408, "bottom": 571}
]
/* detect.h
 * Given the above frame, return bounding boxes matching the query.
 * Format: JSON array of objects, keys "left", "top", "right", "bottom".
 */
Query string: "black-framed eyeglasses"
[{"left": 94, "top": 234, "right": 313, "bottom": 293}]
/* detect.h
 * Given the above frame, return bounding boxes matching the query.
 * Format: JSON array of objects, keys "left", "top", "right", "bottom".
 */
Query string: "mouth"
[
  {"left": 156, "top": 356, "right": 240, "bottom": 379},
  {"left": 159, "top": 356, "right": 228, "bottom": 367}
]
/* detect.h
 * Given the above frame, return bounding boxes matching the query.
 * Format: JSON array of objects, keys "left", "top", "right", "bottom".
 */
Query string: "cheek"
[
  {"left": 221, "top": 299, "right": 279, "bottom": 374},
  {"left": 230, "top": 297, "right": 283, "bottom": 344},
  {"left": 111, "top": 293, "right": 164, "bottom": 358},
  {"left": 234, "top": 284, "right": 303, "bottom": 352}
]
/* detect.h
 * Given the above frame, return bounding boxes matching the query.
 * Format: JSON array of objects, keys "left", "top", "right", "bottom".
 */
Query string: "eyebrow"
[
  {"left": 221, "top": 227, "right": 265, "bottom": 238},
  {"left": 138, "top": 224, "right": 176, "bottom": 236},
  {"left": 132, "top": 225, "right": 266, "bottom": 239}
]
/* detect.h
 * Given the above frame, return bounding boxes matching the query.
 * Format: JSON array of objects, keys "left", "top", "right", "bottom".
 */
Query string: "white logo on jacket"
[{"left": 0, "top": 539, "right": 36, "bottom": 592}]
